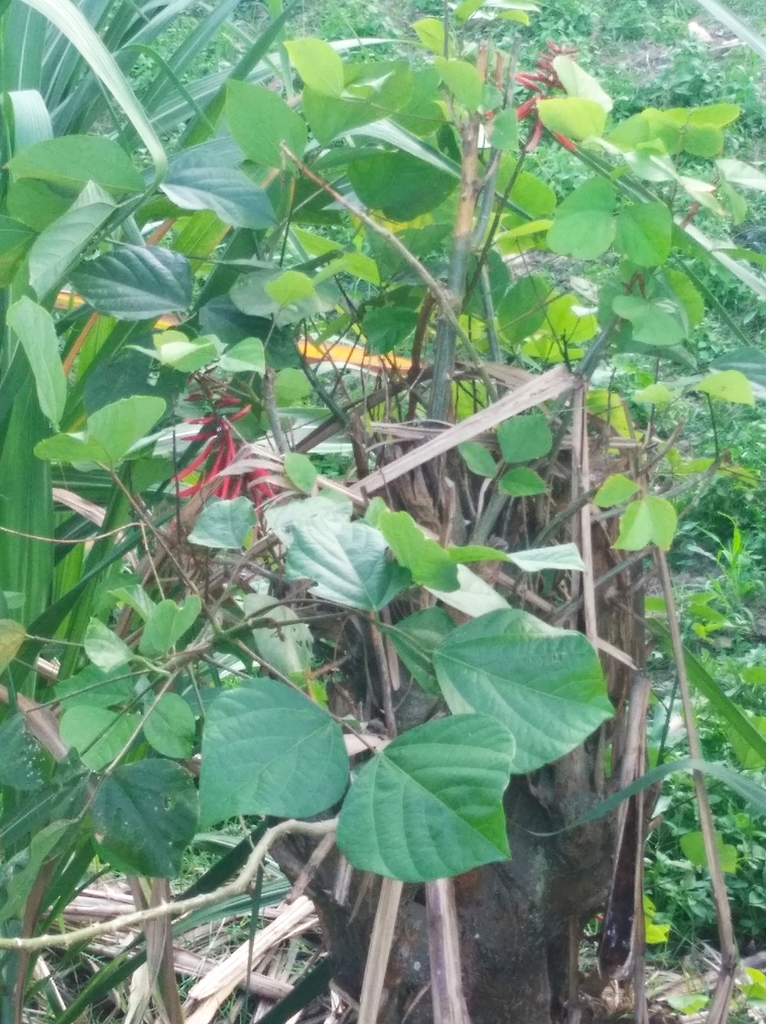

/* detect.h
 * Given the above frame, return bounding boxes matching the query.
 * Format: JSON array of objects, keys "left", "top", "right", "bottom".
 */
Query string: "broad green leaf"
[
  {"left": 434, "top": 57, "right": 483, "bottom": 112},
  {"left": 7, "top": 135, "right": 143, "bottom": 193},
  {"left": 382, "top": 607, "right": 455, "bottom": 695},
  {"left": 547, "top": 177, "right": 616, "bottom": 259},
  {"left": 92, "top": 761, "right": 198, "bottom": 877},
  {"left": 274, "top": 367, "right": 312, "bottom": 405},
  {"left": 433, "top": 608, "right": 611, "bottom": 772},
  {"left": 6, "top": 298, "right": 66, "bottom": 426},
  {"left": 498, "top": 467, "right": 547, "bottom": 496},
  {"left": 694, "top": 370, "right": 754, "bottom": 405},
  {"left": 489, "top": 108, "right": 518, "bottom": 151},
  {"left": 54, "top": 665, "right": 133, "bottom": 709},
  {"left": 283, "top": 452, "right": 317, "bottom": 494},
  {"left": 336, "top": 714, "right": 514, "bottom": 881},
  {"left": 84, "top": 619, "right": 132, "bottom": 670},
  {"left": 7, "top": 178, "right": 70, "bottom": 232},
  {"left": 497, "top": 274, "right": 550, "bottom": 343},
  {"left": 614, "top": 203, "right": 672, "bottom": 267},
  {"left": 347, "top": 151, "right": 457, "bottom": 221},
  {"left": 717, "top": 158, "right": 766, "bottom": 190},
  {"left": 362, "top": 306, "right": 418, "bottom": 354},
  {"left": 449, "top": 545, "right": 508, "bottom": 564},
  {"left": 729, "top": 715, "right": 766, "bottom": 769},
  {"left": 644, "top": 896, "right": 671, "bottom": 945},
  {"left": 244, "top": 595, "right": 314, "bottom": 679},
  {"left": 545, "top": 293, "right": 597, "bottom": 343},
  {"left": 285, "top": 521, "right": 410, "bottom": 611},
  {"left": 231, "top": 269, "right": 333, "bottom": 327},
  {"left": 537, "top": 97, "right": 607, "bottom": 140},
  {"left": 60, "top": 706, "right": 140, "bottom": 771},
  {"left": 412, "top": 17, "right": 447, "bottom": 54},
  {"left": 188, "top": 497, "right": 257, "bottom": 549},
  {"left": 0, "top": 618, "right": 27, "bottom": 672},
  {"left": 507, "top": 544, "right": 584, "bottom": 572},
  {"left": 148, "top": 330, "right": 218, "bottom": 372},
  {"left": 314, "top": 252, "right": 380, "bottom": 286},
  {"left": 219, "top": 337, "right": 265, "bottom": 374},
  {"left": 611, "top": 295, "right": 685, "bottom": 347},
  {"left": 552, "top": 56, "right": 612, "bottom": 111},
  {"left": 593, "top": 474, "right": 639, "bottom": 508},
  {"left": 458, "top": 441, "right": 497, "bottom": 478},
  {"left": 266, "top": 493, "right": 352, "bottom": 545},
  {"left": 34, "top": 432, "right": 110, "bottom": 464},
  {"left": 284, "top": 37, "right": 344, "bottom": 97},
  {"left": 71, "top": 245, "right": 192, "bottom": 319},
  {"left": 0, "top": 821, "right": 73, "bottom": 925},
  {"left": 680, "top": 830, "right": 738, "bottom": 873},
  {"left": 139, "top": 596, "right": 201, "bottom": 656},
  {"left": 142, "top": 693, "right": 197, "bottom": 759},
  {"left": 0, "top": 215, "right": 35, "bottom": 285},
  {"left": 226, "top": 81, "right": 307, "bottom": 167},
  {"left": 265, "top": 270, "right": 315, "bottom": 306},
  {"left": 302, "top": 88, "right": 380, "bottom": 146},
  {"left": 378, "top": 510, "right": 458, "bottom": 591},
  {"left": 428, "top": 563, "right": 510, "bottom": 617},
  {"left": 665, "top": 269, "right": 705, "bottom": 328},
  {"left": 633, "top": 383, "right": 675, "bottom": 405},
  {"left": 87, "top": 396, "right": 167, "bottom": 464},
  {"left": 0, "top": 713, "right": 50, "bottom": 791},
  {"left": 614, "top": 496, "right": 677, "bottom": 551},
  {"left": 199, "top": 679, "right": 348, "bottom": 827},
  {"left": 497, "top": 411, "right": 552, "bottom": 463},
  {"left": 687, "top": 103, "right": 740, "bottom": 127},
  {"left": 28, "top": 182, "right": 115, "bottom": 298}
]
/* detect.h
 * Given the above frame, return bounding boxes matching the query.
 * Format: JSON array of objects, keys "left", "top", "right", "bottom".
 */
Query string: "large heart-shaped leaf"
[
  {"left": 7, "top": 135, "right": 144, "bottom": 194},
  {"left": 432, "top": 609, "right": 612, "bottom": 772},
  {"left": 199, "top": 679, "right": 348, "bottom": 827},
  {"left": 92, "top": 761, "right": 199, "bottom": 877},
  {"left": 547, "top": 176, "right": 616, "bottom": 260},
  {"left": 336, "top": 714, "right": 514, "bottom": 881},
  {"left": 71, "top": 245, "right": 192, "bottom": 319},
  {"left": 285, "top": 521, "right": 410, "bottom": 611},
  {"left": 226, "top": 81, "right": 307, "bottom": 167}
]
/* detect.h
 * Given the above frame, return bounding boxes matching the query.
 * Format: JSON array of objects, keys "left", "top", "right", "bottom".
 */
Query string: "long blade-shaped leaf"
[{"left": 18, "top": 0, "right": 167, "bottom": 181}]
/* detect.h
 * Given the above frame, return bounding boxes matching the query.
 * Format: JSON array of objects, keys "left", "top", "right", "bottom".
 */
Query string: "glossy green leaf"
[
  {"left": 552, "top": 55, "right": 612, "bottom": 111},
  {"left": 142, "top": 693, "right": 197, "bottom": 759},
  {"left": 219, "top": 336, "right": 265, "bottom": 374},
  {"left": 432, "top": 608, "right": 611, "bottom": 772},
  {"left": 283, "top": 452, "right": 317, "bottom": 494},
  {"left": 612, "top": 295, "right": 685, "bottom": 347},
  {"left": 188, "top": 497, "right": 257, "bottom": 549},
  {"left": 378, "top": 510, "right": 458, "bottom": 591},
  {"left": 87, "top": 396, "right": 167, "bottom": 463},
  {"left": 593, "top": 474, "right": 640, "bottom": 508},
  {"left": 92, "top": 761, "right": 199, "bottom": 877},
  {"left": 614, "top": 496, "right": 677, "bottom": 551},
  {"left": 680, "top": 830, "right": 738, "bottom": 873},
  {"left": 6, "top": 298, "right": 67, "bottom": 427},
  {"left": 140, "top": 596, "right": 201, "bottom": 656},
  {"left": 383, "top": 607, "right": 455, "bottom": 695},
  {"left": 71, "top": 245, "right": 192, "bottom": 320},
  {"left": 54, "top": 665, "right": 134, "bottom": 710},
  {"left": 7, "top": 135, "right": 143, "bottom": 193},
  {"left": 458, "top": 441, "right": 497, "bottom": 478},
  {"left": 498, "top": 466, "right": 547, "bottom": 496},
  {"left": 284, "top": 37, "right": 344, "bottom": 97},
  {"left": 694, "top": 370, "right": 754, "bottom": 405},
  {"left": 60, "top": 706, "right": 140, "bottom": 770},
  {"left": 348, "top": 151, "right": 457, "bottom": 221},
  {"left": 0, "top": 215, "right": 35, "bottom": 285},
  {"left": 199, "top": 679, "right": 348, "bottom": 827},
  {"left": 537, "top": 96, "right": 607, "bottom": 140},
  {"left": 302, "top": 88, "right": 379, "bottom": 146},
  {"left": 285, "top": 521, "right": 410, "bottom": 611},
  {"left": 84, "top": 618, "right": 132, "bottom": 670},
  {"left": 497, "top": 411, "right": 552, "bottom": 463},
  {"left": 489, "top": 108, "right": 518, "bottom": 151},
  {"left": 614, "top": 203, "right": 672, "bottom": 267},
  {"left": 412, "top": 17, "right": 447, "bottom": 54},
  {"left": 434, "top": 57, "right": 483, "bottom": 112},
  {"left": 226, "top": 81, "right": 307, "bottom": 167},
  {"left": 547, "top": 177, "right": 616, "bottom": 259},
  {"left": 337, "top": 714, "right": 514, "bottom": 881}
]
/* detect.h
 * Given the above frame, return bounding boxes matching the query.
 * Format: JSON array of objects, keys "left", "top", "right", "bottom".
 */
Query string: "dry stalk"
[
  {"left": 358, "top": 877, "right": 404, "bottom": 1024},
  {"left": 426, "top": 878, "right": 472, "bottom": 1024}
]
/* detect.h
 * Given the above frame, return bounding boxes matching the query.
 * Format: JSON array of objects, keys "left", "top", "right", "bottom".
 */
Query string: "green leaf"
[
  {"left": 60, "top": 706, "right": 140, "bottom": 771},
  {"left": 87, "top": 396, "right": 166, "bottom": 464},
  {"left": 7, "top": 135, "right": 144, "bottom": 193},
  {"left": 612, "top": 295, "right": 685, "bottom": 347},
  {"left": 188, "top": 497, "right": 257, "bottom": 549},
  {"left": 432, "top": 608, "right": 611, "bottom": 772},
  {"left": 0, "top": 618, "right": 26, "bottom": 673},
  {"left": 434, "top": 57, "right": 483, "bottom": 112},
  {"left": 143, "top": 693, "right": 197, "bottom": 759},
  {"left": 382, "top": 607, "right": 455, "bottom": 695},
  {"left": 274, "top": 367, "right": 312, "bottom": 405},
  {"left": 92, "top": 761, "right": 198, "bottom": 877},
  {"left": 285, "top": 521, "right": 410, "bottom": 611},
  {"left": 362, "top": 306, "right": 418, "bottom": 355},
  {"left": 302, "top": 88, "right": 380, "bottom": 147},
  {"left": 0, "top": 713, "right": 51, "bottom": 791},
  {"left": 284, "top": 37, "right": 344, "bottom": 97},
  {"left": 149, "top": 330, "right": 218, "bottom": 372},
  {"left": 694, "top": 370, "right": 754, "bottom": 405},
  {"left": 507, "top": 544, "right": 584, "bottom": 572},
  {"left": 265, "top": 270, "right": 315, "bottom": 306},
  {"left": 498, "top": 467, "right": 547, "bottom": 496},
  {"left": 0, "top": 822, "right": 74, "bottom": 926},
  {"left": 219, "top": 336, "right": 265, "bottom": 374},
  {"left": 552, "top": 55, "right": 612, "bottom": 111},
  {"left": 458, "top": 441, "right": 497, "bottom": 478},
  {"left": 633, "top": 383, "right": 675, "bottom": 405},
  {"left": 84, "top": 618, "right": 132, "bottom": 670},
  {"left": 497, "top": 411, "right": 552, "bottom": 463},
  {"left": 245, "top": 595, "right": 314, "bottom": 679},
  {"left": 614, "top": 496, "right": 677, "bottom": 551},
  {"left": 283, "top": 452, "right": 317, "bottom": 494},
  {"left": 336, "top": 714, "right": 514, "bottom": 881},
  {"left": 679, "top": 830, "right": 738, "bottom": 874},
  {"left": 593, "top": 474, "right": 640, "bottom": 508},
  {"left": 496, "top": 274, "right": 550, "bottom": 343},
  {"left": 6, "top": 298, "right": 66, "bottom": 427},
  {"left": 347, "top": 151, "right": 457, "bottom": 221},
  {"left": 537, "top": 96, "right": 607, "bottom": 140},
  {"left": 199, "top": 679, "right": 348, "bottom": 827},
  {"left": 139, "top": 596, "right": 201, "bottom": 657},
  {"left": 0, "top": 215, "right": 35, "bottom": 285},
  {"left": 54, "top": 665, "right": 133, "bottom": 710},
  {"left": 448, "top": 545, "right": 508, "bottom": 564},
  {"left": 614, "top": 203, "right": 672, "bottom": 267},
  {"left": 547, "top": 176, "right": 616, "bottom": 259},
  {"left": 227, "top": 80, "right": 307, "bottom": 167},
  {"left": 70, "top": 245, "right": 193, "bottom": 320},
  {"left": 412, "top": 17, "right": 447, "bottom": 54},
  {"left": 378, "top": 510, "right": 459, "bottom": 591},
  {"left": 717, "top": 158, "right": 766, "bottom": 190},
  {"left": 33, "top": 432, "right": 110, "bottom": 464}
]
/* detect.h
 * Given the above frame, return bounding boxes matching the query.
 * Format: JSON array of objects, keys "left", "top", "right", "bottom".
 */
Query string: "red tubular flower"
[{"left": 514, "top": 41, "right": 579, "bottom": 152}]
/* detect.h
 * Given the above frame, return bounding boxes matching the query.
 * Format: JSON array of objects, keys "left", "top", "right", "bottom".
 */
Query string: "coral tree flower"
[{"left": 515, "top": 41, "right": 579, "bottom": 152}]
